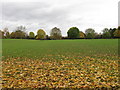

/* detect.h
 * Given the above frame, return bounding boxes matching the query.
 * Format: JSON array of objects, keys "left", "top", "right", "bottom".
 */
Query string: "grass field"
[{"left": 2, "top": 39, "right": 119, "bottom": 88}]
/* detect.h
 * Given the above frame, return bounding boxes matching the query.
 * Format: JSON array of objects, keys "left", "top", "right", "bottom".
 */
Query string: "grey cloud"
[
  {"left": 1, "top": 0, "right": 118, "bottom": 36},
  {"left": 2, "top": 2, "right": 51, "bottom": 21},
  {"left": 2, "top": 2, "right": 72, "bottom": 27}
]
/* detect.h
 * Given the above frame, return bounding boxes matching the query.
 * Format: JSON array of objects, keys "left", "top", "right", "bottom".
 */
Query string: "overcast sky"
[{"left": 0, "top": 0, "right": 119, "bottom": 36}]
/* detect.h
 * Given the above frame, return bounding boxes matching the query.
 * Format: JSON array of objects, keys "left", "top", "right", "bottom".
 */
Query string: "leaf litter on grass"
[{"left": 2, "top": 55, "right": 119, "bottom": 89}]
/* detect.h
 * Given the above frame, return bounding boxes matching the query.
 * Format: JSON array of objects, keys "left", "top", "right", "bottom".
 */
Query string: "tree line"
[{"left": 0, "top": 26, "right": 120, "bottom": 40}]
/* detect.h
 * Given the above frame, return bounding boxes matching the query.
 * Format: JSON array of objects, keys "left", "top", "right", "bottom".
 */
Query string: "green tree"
[
  {"left": 85, "top": 28, "right": 95, "bottom": 39},
  {"left": 102, "top": 28, "right": 111, "bottom": 38},
  {"left": 2, "top": 31, "right": 4, "bottom": 39},
  {"left": 36, "top": 29, "right": 46, "bottom": 39},
  {"left": 14, "top": 26, "right": 27, "bottom": 39},
  {"left": 29, "top": 32, "right": 35, "bottom": 39},
  {"left": 14, "top": 30, "right": 26, "bottom": 39},
  {"left": 0, "top": 30, "right": 5, "bottom": 39},
  {"left": 95, "top": 33, "right": 102, "bottom": 39},
  {"left": 6, "top": 31, "right": 10, "bottom": 39},
  {"left": 50, "top": 27, "right": 62, "bottom": 40},
  {"left": 109, "top": 28, "right": 116, "bottom": 38},
  {"left": 67, "top": 27, "right": 80, "bottom": 39},
  {"left": 10, "top": 32, "right": 15, "bottom": 39},
  {"left": 114, "top": 26, "right": 120, "bottom": 38}
]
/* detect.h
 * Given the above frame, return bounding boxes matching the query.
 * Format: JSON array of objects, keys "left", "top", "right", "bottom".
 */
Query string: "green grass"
[
  {"left": 2, "top": 39, "right": 118, "bottom": 60},
  {"left": 2, "top": 39, "right": 119, "bottom": 88}
]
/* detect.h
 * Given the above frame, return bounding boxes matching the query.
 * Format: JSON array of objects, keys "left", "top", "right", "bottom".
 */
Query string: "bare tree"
[{"left": 50, "top": 27, "right": 62, "bottom": 40}]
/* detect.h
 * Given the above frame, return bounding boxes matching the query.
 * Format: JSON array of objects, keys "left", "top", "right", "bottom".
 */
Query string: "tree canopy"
[
  {"left": 114, "top": 26, "right": 120, "bottom": 38},
  {"left": 67, "top": 27, "right": 80, "bottom": 39},
  {"left": 79, "top": 31, "right": 85, "bottom": 38},
  {"left": 29, "top": 32, "right": 35, "bottom": 39},
  {"left": 36, "top": 29, "right": 46, "bottom": 39},
  {"left": 1, "top": 26, "right": 120, "bottom": 40},
  {"left": 50, "top": 27, "right": 62, "bottom": 40},
  {"left": 85, "top": 28, "right": 95, "bottom": 39},
  {"left": 102, "top": 28, "right": 111, "bottom": 38}
]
